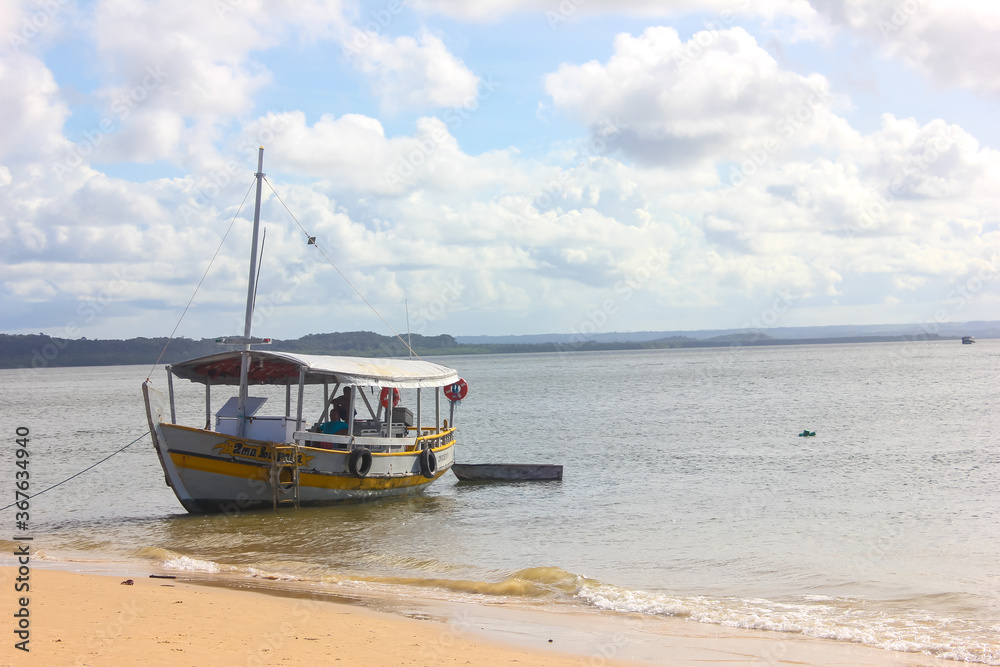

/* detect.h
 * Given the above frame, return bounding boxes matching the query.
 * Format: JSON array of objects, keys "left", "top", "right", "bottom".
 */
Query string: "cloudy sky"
[{"left": 1, "top": 0, "right": 998, "bottom": 341}]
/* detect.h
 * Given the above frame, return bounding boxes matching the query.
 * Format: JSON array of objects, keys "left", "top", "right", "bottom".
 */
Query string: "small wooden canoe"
[{"left": 451, "top": 464, "right": 563, "bottom": 481}]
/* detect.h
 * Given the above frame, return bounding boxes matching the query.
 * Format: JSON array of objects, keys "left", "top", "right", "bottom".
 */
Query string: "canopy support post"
[
  {"left": 205, "top": 379, "right": 211, "bottom": 430},
  {"left": 347, "top": 387, "right": 356, "bottom": 437},
  {"left": 358, "top": 389, "right": 377, "bottom": 420},
  {"left": 166, "top": 367, "right": 177, "bottom": 425},
  {"left": 435, "top": 388, "right": 440, "bottom": 432},
  {"left": 296, "top": 366, "right": 306, "bottom": 432},
  {"left": 416, "top": 388, "right": 422, "bottom": 440}
]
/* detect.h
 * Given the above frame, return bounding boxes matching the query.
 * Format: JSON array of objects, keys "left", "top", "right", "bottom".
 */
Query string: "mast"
[{"left": 237, "top": 147, "right": 265, "bottom": 437}]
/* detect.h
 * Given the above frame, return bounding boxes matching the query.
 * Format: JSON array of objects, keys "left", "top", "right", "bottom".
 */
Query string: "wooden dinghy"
[{"left": 451, "top": 464, "right": 563, "bottom": 481}]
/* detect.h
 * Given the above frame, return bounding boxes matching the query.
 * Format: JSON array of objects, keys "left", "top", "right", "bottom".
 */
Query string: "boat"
[
  {"left": 962, "top": 336, "right": 975, "bottom": 344},
  {"left": 452, "top": 464, "right": 563, "bottom": 481},
  {"left": 141, "top": 148, "right": 464, "bottom": 513}
]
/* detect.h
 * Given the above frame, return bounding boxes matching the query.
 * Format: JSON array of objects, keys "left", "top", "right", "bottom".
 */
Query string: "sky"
[{"left": 1, "top": 0, "right": 998, "bottom": 342}]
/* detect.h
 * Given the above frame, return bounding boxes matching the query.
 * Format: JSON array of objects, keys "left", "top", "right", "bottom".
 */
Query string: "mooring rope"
[
  {"left": 146, "top": 171, "right": 423, "bottom": 378},
  {"left": 145, "top": 178, "right": 257, "bottom": 381},
  {"left": 0, "top": 431, "right": 149, "bottom": 512}
]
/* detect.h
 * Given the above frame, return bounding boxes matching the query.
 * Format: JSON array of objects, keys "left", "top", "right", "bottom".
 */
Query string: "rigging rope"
[
  {"left": 0, "top": 431, "right": 149, "bottom": 512},
  {"left": 6, "top": 170, "right": 429, "bottom": 514},
  {"left": 263, "top": 177, "right": 422, "bottom": 360},
  {"left": 145, "top": 179, "right": 257, "bottom": 381},
  {"left": 251, "top": 227, "right": 266, "bottom": 315}
]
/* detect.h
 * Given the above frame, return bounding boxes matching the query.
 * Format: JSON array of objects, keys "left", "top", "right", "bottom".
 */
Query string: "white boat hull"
[{"left": 143, "top": 383, "right": 454, "bottom": 513}]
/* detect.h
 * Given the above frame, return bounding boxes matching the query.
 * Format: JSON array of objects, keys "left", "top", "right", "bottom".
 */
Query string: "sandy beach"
[{"left": 1, "top": 565, "right": 957, "bottom": 667}]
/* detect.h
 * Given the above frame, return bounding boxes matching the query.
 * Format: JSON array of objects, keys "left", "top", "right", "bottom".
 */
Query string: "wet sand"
[{"left": 1, "top": 565, "right": 954, "bottom": 666}]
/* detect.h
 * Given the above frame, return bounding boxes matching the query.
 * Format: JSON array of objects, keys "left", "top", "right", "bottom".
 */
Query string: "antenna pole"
[
  {"left": 237, "top": 146, "right": 265, "bottom": 437},
  {"left": 405, "top": 299, "right": 412, "bottom": 359}
]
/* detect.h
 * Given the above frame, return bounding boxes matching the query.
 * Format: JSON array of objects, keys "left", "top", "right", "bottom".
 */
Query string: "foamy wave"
[
  {"left": 326, "top": 566, "right": 584, "bottom": 602},
  {"left": 577, "top": 583, "right": 691, "bottom": 617},
  {"left": 137, "top": 546, "right": 306, "bottom": 581},
  {"left": 136, "top": 546, "right": 226, "bottom": 574},
  {"left": 576, "top": 582, "right": 1000, "bottom": 665},
  {"left": 510, "top": 566, "right": 582, "bottom": 591},
  {"left": 162, "top": 555, "right": 222, "bottom": 573},
  {"left": 357, "top": 574, "right": 555, "bottom": 597},
  {"left": 245, "top": 567, "right": 301, "bottom": 581}
]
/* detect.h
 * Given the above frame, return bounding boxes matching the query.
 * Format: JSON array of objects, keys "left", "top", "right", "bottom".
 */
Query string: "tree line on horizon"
[
  {"left": 0, "top": 329, "right": 957, "bottom": 370},
  {"left": 0, "top": 331, "right": 458, "bottom": 370}
]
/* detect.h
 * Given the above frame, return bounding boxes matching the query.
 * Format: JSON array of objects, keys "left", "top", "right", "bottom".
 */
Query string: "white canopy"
[{"left": 167, "top": 350, "right": 460, "bottom": 389}]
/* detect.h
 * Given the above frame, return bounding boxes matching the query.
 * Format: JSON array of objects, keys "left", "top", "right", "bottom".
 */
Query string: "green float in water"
[{"left": 798, "top": 430, "right": 816, "bottom": 437}]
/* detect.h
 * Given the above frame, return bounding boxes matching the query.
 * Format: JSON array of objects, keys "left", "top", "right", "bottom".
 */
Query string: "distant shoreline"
[{"left": 0, "top": 330, "right": 980, "bottom": 370}]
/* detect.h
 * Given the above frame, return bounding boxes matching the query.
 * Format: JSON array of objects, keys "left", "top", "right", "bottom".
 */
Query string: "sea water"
[{"left": 1, "top": 340, "right": 998, "bottom": 663}]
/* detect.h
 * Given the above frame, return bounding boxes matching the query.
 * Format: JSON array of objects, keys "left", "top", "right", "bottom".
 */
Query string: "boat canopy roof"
[{"left": 167, "top": 350, "right": 459, "bottom": 389}]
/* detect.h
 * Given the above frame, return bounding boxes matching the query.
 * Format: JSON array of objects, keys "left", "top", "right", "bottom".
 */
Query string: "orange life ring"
[
  {"left": 444, "top": 379, "right": 468, "bottom": 402},
  {"left": 379, "top": 387, "right": 400, "bottom": 408}
]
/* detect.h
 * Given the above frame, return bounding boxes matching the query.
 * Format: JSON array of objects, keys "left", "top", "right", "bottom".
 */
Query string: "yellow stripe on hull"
[{"left": 167, "top": 451, "right": 449, "bottom": 491}]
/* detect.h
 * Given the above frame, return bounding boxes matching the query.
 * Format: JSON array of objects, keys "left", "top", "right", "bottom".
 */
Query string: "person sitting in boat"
[
  {"left": 313, "top": 387, "right": 354, "bottom": 437},
  {"left": 317, "top": 408, "right": 348, "bottom": 435},
  {"left": 330, "top": 387, "right": 355, "bottom": 422}
]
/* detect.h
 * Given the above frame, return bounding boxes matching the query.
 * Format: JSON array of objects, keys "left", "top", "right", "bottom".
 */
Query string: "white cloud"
[
  {"left": 417, "top": 0, "right": 1000, "bottom": 97},
  {"left": 411, "top": 0, "right": 817, "bottom": 24},
  {"left": 90, "top": 0, "right": 349, "bottom": 115},
  {"left": 2, "top": 2, "right": 999, "bottom": 338},
  {"left": 86, "top": 0, "right": 274, "bottom": 163},
  {"left": 75, "top": 1, "right": 479, "bottom": 168},
  {"left": 347, "top": 30, "right": 480, "bottom": 112},
  {"left": 240, "top": 112, "right": 516, "bottom": 196},
  {"left": 545, "top": 26, "right": 846, "bottom": 168},
  {"left": 82, "top": 0, "right": 352, "bottom": 165},
  {"left": 1, "top": 0, "right": 77, "bottom": 56},
  {"left": 4, "top": 102, "right": 999, "bottom": 338},
  {"left": 699, "top": 111, "right": 1000, "bottom": 301},
  {"left": 808, "top": 0, "right": 1000, "bottom": 96},
  {"left": 0, "top": 52, "right": 70, "bottom": 164}
]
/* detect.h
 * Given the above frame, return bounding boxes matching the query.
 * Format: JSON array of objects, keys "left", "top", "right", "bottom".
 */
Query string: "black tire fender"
[
  {"left": 419, "top": 447, "right": 437, "bottom": 479},
  {"left": 349, "top": 447, "right": 372, "bottom": 478}
]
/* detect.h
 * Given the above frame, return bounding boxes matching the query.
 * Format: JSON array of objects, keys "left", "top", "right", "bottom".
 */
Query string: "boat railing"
[
  {"left": 415, "top": 427, "right": 456, "bottom": 449},
  {"left": 292, "top": 431, "right": 417, "bottom": 453},
  {"left": 291, "top": 427, "right": 455, "bottom": 453}
]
